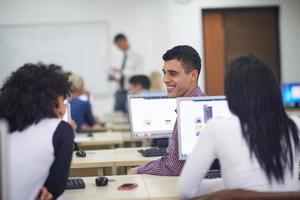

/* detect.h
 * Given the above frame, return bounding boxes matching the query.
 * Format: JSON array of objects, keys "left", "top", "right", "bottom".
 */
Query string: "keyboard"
[
  {"left": 204, "top": 170, "right": 221, "bottom": 179},
  {"left": 65, "top": 178, "right": 85, "bottom": 189},
  {"left": 138, "top": 148, "right": 167, "bottom": 157}
]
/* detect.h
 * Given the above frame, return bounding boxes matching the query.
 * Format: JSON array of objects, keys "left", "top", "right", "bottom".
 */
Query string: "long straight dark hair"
[{"left": 225, "top": 55, "right": 299, "bottom": 183}]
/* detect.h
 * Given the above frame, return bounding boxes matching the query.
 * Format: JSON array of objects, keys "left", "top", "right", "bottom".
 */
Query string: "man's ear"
[{"left": 189, "top": 69, "right": 198, "bottom": 82}]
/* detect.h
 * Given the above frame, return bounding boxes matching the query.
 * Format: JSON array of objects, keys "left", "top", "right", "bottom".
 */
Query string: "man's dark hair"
[
  {"left": 0, "top": 63, "right": 71, "bottom": 133},
  {"left": 129, "top": 75, "right": 150, "bottom": 90},
  {"left": 162, "top": 45, "right": 201, "bottom": 78},
  {"left": 114, "top": 33, "right": 127, "bottom": 42},
  {"left": 225, "top": 55, "right": 299, "bottom": 183}
]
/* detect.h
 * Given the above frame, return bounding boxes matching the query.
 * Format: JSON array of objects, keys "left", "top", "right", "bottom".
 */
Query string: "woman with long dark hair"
[
  {"left": 178, "top": 55, "right": 300, "bottom": 199},
  {"left": 0, "top": 63, "right": 74, "bottom": 200}
]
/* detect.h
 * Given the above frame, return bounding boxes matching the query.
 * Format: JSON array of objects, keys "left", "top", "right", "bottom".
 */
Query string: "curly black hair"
[{"left": 0, "top": 63, "right": 71, "bottom": 133}]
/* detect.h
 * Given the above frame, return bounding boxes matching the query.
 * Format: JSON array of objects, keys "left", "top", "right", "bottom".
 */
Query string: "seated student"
[
  {"left": 125, "top": 75, "right": 150, "bottom": 117},
  {"left": 0, "top": 63, "right": 74, "bottom": 200},
  {"left": 128, "top": 45, "right": 206, "bottom": 175},
  {"left": 178, "top": 55, "right": 300, "bottom": 199},
  {"left": 128, "top": 74, "right": 151, "bottom": 95},
  {"left": 149, "top": 70, "right": 164, "bottom": 91},
  {"left": 69, "top": 74, "right": 97, "bottom": 132}
]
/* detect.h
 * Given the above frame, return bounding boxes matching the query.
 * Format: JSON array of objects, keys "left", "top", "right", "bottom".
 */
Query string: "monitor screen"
[
  {"left": 63, "top": 100, "right": 72, "bottom": 124},
  {"left": 128, "top": 93, "right": 177, "bottom": 139},
  {"left": 0, "top": 120, "right": 9, "bottom": 200},
  {"left": 282, "top": 82, "right": 300, "bottom": 106},
  {"left": 177, "top": 96, "right": 232, "bottom": 160}
]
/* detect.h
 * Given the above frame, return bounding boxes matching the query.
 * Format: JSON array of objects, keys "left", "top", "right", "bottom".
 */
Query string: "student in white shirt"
[
  {"left": 109, "top": 33, "right": 145, "bottom": 113},
  {"left": 109, "top": 33, "right": 145, "bottom": 90},
  {"left": 178, "top": 55, "right": 300, "bottom": 199},
  {"left": 0, "top": 63, "right": 74, "bottom": 200}
]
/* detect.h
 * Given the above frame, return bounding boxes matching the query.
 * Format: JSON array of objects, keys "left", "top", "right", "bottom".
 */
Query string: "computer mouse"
[
  {"left": 95, "top": 176, "right": 108, "bottom": 186},
  {"left": 75, "top": 150, "right": 86, "bottom": 157}
]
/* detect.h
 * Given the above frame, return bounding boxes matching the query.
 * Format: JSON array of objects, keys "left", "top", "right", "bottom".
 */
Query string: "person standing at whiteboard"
[
  {"left": 108, "top": 33, "right": 145, "bottom": 112},
  {"left": 109, "top": 33, "right": 145, "bottom": 89}
]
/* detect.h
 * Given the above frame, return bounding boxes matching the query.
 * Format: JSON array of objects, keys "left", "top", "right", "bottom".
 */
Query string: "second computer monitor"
[
  {"left": 282, "top": 82, "right": 300, "bottom": 107},
  {"left": 177, "top": 96, "right": 232, "bottom": 160},
  {"left": 128, "top": 93, "right": 177, "bottom": 139}
]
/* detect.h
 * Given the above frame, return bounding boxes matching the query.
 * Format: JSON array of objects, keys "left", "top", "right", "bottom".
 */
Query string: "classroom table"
[
  {"left": 142, "top": 174, "right": 179, "bottom": 200},
  {"left": 62, "top": 174, "right": 226, "bottom": 200},
  {"left": 114, "top": 147, "right": 161, "bottom": 168},
  {"left": 61, "top": 174, "right": 179, "bottom": 200},
  {"left": 70, "top": 149, "right": 116, "bottom": 176},
  {"left": 70, "top": 148, "right": 162, "bottom": 176},
  {"left": 75, "top": 131, "right": 143, "bottom": 148},
  {"left": 75, "top": 132, "right": 124, "bottom": 149},
  {"left": 79, "top": 126, "right": 107, "bottom": 133}
]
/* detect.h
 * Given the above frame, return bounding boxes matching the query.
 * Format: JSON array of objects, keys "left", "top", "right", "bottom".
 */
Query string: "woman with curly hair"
[{"left": 0, "top": 63, "right": 74, "bottom": 200}]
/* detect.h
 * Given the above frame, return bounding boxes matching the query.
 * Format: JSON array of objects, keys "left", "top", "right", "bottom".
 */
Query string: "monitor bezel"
[
  {"left": 177, "top": 96, "right": 227, "bottom": 160},
  {"left": 127, "top": 92, "right": 176, "bottom": 139}
]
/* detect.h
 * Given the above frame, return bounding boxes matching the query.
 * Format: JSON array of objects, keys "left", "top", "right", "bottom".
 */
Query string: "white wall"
[
  {"left": 166, "top": 0, "right": 300, "bottom": 87},
  {"left": 0, "top": 0, "right": 171, "bottom": 116},
  {"left": 0, "top": 0, "right": 299, "bottom": 116}
]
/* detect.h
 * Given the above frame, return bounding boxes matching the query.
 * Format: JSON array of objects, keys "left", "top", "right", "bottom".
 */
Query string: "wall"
[
  {"left": 166, "top": 0, "right": 300, "bottom": 87},
  {"left": 0, "top": 0, "right": 299, "bottom": 116},
  {"left": 0, "top": 0, "right": 170, "bottom": 115}
]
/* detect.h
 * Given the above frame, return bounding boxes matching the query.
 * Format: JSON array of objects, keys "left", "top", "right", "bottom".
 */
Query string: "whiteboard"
[{"left": 0, "top": 22, "right": 111, "bottom": 96}]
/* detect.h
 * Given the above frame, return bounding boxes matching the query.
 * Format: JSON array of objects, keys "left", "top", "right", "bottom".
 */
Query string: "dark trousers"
[{"left": 113, "top": 89, "right": 128, "bottom": 114}]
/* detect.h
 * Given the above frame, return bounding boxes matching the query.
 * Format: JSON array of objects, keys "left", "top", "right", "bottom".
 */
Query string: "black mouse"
[
  {"left": 75, "top": 150, "right": 86, "bottom": 157},
  {"left": 95, "top": 176, "right": 108, "bottom": 186}
]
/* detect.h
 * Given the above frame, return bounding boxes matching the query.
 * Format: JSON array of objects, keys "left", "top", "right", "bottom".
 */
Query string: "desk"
[
  {"left": 70, "top": 149, "right": 115, "bottom": 176},
  {"left": 79, "top": 126, "right": 107, "bottom": 133},
  {"left": 62, "top": 176, "right": 224, "bottom": 200},
  {"left": 75, "top": 132, "right": 124, "bottom": 149},
  {"left": 109, "top": 123, "right": 131, "bottom": 132},
  {"left": 143, "top": 174, "right": 178, "bottom": 200},
  {"left": 75, "top": 131, "right": 142, "bottom": 149},
  {"left": 114, "top": 147, "right": 161, "bottom": 168},
  {"left": 121, "top": 132, "right": 143, "bottom": 147},
  {"left": 101, "top": 112, "right": 129, "bottom": 124},
  {"left": 61, "top": 175, "right": 179, "bottom": 200},
  {"left": 71, "top": 149, "right": 115, "bottom": 169},
  {"left": 70, "top": 148, "right": 162, "bottom": 176}
]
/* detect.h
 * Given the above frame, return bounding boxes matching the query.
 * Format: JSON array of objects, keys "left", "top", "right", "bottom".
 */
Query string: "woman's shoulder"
[{"left": 203, "top": 115, "right": 241, "bottom": 138}]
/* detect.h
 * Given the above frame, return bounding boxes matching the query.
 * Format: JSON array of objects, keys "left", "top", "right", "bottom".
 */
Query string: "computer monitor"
[
  {"left": 0, "top": 120, "right": 9, "bottom": 200},
  {"left": 128, "top": 93, "right": 177, "bottom": 139},
  {"left": 177, "top": 96, "right": 232, "bottom": 160},
  {"left": 282, "top": 82, "right": 300, "bottom": 107},
  {"left": 63, "top": 100, "right": 72, "bottom": 124}
]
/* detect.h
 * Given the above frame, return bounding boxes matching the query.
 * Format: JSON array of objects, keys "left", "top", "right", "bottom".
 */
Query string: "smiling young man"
[{"left": 128, "top": 45, "right": 205, "bottom": 176}]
